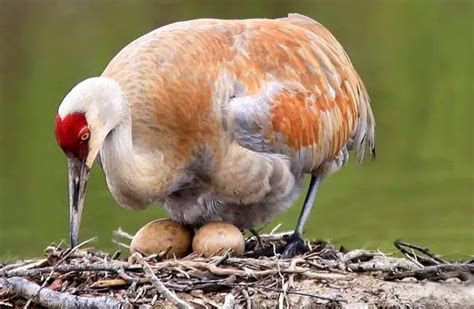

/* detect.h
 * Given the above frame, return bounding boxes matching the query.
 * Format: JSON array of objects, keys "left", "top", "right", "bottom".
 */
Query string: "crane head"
[
  {"left": 55, "top": 112, "right": 91, "bottom": 248},
  {"left": 55, "top": 77, "right": 127, "bottom": 247}
]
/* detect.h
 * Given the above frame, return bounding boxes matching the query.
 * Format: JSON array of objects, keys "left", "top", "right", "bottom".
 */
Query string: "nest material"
[{"left": 0, "top": 230, "right": 472, "bottom": 308}]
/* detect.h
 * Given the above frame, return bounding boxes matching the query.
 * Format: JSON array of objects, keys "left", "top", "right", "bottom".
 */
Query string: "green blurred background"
[{"left": 0, "top": 0, "right": 472, "bottom": 260}]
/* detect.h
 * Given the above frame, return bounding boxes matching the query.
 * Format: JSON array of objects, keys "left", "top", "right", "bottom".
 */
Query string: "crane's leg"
[
  {"left": 249, "top": 228, "right": 264, "bottom": 249},
  {"left": 282, "top": 175, "right": 322, "bottom": 258}
]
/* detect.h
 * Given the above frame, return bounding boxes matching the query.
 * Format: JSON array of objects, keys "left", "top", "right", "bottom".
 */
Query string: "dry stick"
[
  {"left": 347, "top": 257, "right": 418, "bottom": 273},
  {"left": 384, "top": 263, "right": 474, "bottom": 281},
  {"left": 171, "top": 260, "right": 350, "bottom": 280},
  {"left": 3, "top": 259, "right": 49, "bottom": 273},
  {"left": 241, "top": 289, "right": 252, "bottom": 309},
  {"left": 221, "top": 293, "right": 236, "bottom": 309},
  {"left": 23, "top": 237, "right": 97, "bottom": 309},
  {"left": 288, "top": 259, "right": 300, "bottom": 288},
  {"left": 0, "top": 300, "right": 13, "bottom": 308},
  {"left": 269, "top": 224, "right": 282, "bottom": 235},
  {"left": 213, "top": 251, "right": 231, "bottom": 266},
  {"left": 189, "top": 298, "right": 211, "bottom": 308},
  {"left": 113, "top": 228, "right": 135, "bottom": 240},
  {"left": 3, "top": 256, "right": 349, "bottom": 292},
  {"left": 401, "top": 251, "right": 424, "bottom": 269},
  {"left": 259, "top": 286, "right": 341, "bottom": 303},
  {"left": 394, "top": 240, "right": 446, "bottom": 265},
  {"left": 275, "top": 257, "right": 288, "bottom": 309},
  {"left": 1, "top": 263, "right": 138, "bottom": 280},
  {"left": 112, "top": 239, "right": 131, "bottom": 250},
  {"left": 90, "top": 278, "right": 150, "bottom": 289},
  {"left": 0, "top": 277, "right": 129, "bottom": 309},
  {"left": 2, "top": 260, "right": 38, "bottom": 272},
  {"left": 278, "top": 291, "right": 284, "bottom": 309},
  {"left": 136, "top": 256, "right": 191, "bottom": 309},
  {"left": 341, "top": 249, "right": 384, "bottom": 264},
  {"left": 194, "top": 293, "right": 220, "bottom": 308}
]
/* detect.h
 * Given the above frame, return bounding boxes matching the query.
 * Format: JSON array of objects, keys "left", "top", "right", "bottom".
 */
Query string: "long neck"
[{"left": 99, "top": 112, "right": 171, "bottom": 209}]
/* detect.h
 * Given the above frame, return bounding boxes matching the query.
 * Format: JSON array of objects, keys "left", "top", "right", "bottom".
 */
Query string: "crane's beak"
[{"left": 68, "top": 157, "right": 90, "bottom": 247}]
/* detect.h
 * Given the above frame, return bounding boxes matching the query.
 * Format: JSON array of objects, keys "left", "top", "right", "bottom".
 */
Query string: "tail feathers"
[
  {"left": 352, "top": 82, "right": 376, "bottom": 163},
  {"left": 282, "top": 13, "right": 376, "bottom": 163}
]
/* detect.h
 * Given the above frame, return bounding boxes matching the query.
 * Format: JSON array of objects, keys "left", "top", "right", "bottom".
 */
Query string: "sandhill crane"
[{"left": 55, "top": 13, "right": 375, "bottom": 257}]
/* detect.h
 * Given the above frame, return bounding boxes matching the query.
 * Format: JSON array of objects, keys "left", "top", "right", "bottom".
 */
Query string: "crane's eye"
[{"left": 79, "top": 130, "right": 90, "bottom": 141}]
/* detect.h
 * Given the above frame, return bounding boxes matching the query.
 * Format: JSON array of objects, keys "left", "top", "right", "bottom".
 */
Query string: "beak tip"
[{"left": 67, "top": 157, "right": 90, "bottom": 250}]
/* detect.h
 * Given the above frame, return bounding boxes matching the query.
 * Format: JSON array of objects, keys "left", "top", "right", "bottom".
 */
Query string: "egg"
[
  {"left": 130, "top": 219, "right": 192, "bottom": 258},
  {"left": 192, "top": 222, "right": 245, "bottom": 257}
]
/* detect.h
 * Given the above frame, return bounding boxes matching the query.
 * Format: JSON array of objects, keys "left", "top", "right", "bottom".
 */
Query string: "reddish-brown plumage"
[
  {"left": 55, "top": 113, "right": 90, "bottom": 159},
  {"left": 101, "top": 16, "right": 373, "bottom": 172}
]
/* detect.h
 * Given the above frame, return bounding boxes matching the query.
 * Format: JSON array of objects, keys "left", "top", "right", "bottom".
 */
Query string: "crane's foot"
[{"left": 281, "top": 232, "right": 309, "bottom": 258}]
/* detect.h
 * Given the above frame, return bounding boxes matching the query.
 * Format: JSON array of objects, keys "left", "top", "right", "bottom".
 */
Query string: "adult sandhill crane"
[{"left": 55, "top": 13, "right": 375, "bottom": 257}]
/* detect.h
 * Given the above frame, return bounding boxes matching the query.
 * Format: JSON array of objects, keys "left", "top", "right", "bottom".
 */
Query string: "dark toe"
[{"left": 281, "top": 233, "right": 308, "bottom": 258}]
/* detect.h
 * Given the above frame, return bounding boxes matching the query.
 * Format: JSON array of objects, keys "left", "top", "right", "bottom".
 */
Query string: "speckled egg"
[
  {"left": 130, "top": 219, "right": 192, "bottom": 258},
  {"left": 192, "top": 222, "right": 245, "bottom": 257}
]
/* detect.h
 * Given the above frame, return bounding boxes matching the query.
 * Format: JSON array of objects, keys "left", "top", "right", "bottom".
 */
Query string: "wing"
[
  {"left": 226, "top": 14, "right": 375, "bottom": 175},
  {"left": 101, "top": 14, "right": 375, "bottom": 175}
]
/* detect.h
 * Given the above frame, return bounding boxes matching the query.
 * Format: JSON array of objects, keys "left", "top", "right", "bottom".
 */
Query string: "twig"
[
  {"left": 222, "top": 293, "right": 235, "bottom": 309},
  {"left": 394, "top": 240, "right": 447, "bottom": 266},
  {"left": 241, "top": 289, "right": 252, "bottom": 309},
  {"left": 112, "top": 239, "right": 131, "bottom": 250},
  {"left": 170, "top": 260, "right": 350, "bottom": 280},
  {"left": 385, "top": 263, "right": 474, "bottom": 282},
  {"left": 1, "top": 263, "right": 138, "bottom": 280},
  {"left": 347, "top": 257, "right": 418, "bottom": 273},
  {"left": 258, "top": 286, "right": 341, "bottom": 303},
  {"left": 269, "top": 224, "right": 282, "bottom": 235},
  {"left": 341, "top": 249, "right": 384, "bottom": 264},
  {"left": 0, "top": 301, "right": 13, "bottom": 307},
  {"left": 3, "top": 259, "right": 49, "bottom": 274},
  {"left": 136, "top": 255, "right": 191, "bottom": 309},
  {"left": 213, "top": 251, "right": 231, "bottom": 266},
  {"left": 0, "top": 277, "right": 129, "bottom": 308},
  {"left": 23, "top": 237, "right": 97, "bottom": 309},
  {"left": 90, "top": 278, "right": 150, "bottom": 288},
  {"left": 288, "top": 259, "right": 299, "bottom": 288},
  {"left": 113, "top": 228, "right": 135, "bottom": 240}
]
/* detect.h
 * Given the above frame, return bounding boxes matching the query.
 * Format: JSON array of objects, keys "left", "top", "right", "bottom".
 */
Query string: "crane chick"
[{"left": 54, "top": 14, "right": 375, "bottom": 257}]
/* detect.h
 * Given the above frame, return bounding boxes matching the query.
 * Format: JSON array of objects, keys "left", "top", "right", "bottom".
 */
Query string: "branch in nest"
[
  {"left": 90, "top": 278, "right": 150, "bottom": 289},
  {"left": 258, "top": 286, "right": 341, "bottom": 304},
  {"left": 135, "top": 254, "right": 192, "bottom": 309},
  {"left": 113, "top": 227, "right": 135, "bottom": 241},
  {"left": 0, "top": 277, "right": 130, "bottom": 308},
  {"left": 166, "top": 260, "right": 351, "bottom": 280},
  {"left": 340, "top": 249, "right": 384, "bottom": 264},
  {"left": 221, "top": 293, "right": 236, "bottom": 309},
  {"left": 1, "top": 263, "right": 137, "bottom": 282},
  {"left": 348, "top": 257, "right": 418, "bottom": 273},
  {"left": 394, "top": 240, "right": 447, "bottom": 266},
  {"left": 385, "top": 263, "right": 474, "bottom": 282}
]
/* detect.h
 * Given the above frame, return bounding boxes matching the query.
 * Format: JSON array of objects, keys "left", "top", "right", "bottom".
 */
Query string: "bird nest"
[{"left": 0, "top": 228, "right": 472, "bottom": 308}]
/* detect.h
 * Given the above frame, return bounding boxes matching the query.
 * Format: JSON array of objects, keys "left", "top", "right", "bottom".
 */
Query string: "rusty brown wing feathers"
[
  {"left": 226, "top": 14, "right": 375, "bottom": 177},
  {"left": 102, "top": 15, "right": 375, "bottom": 177}
]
